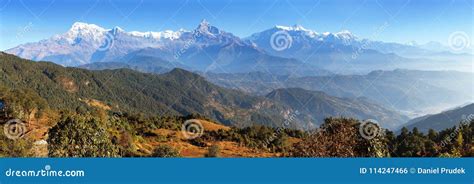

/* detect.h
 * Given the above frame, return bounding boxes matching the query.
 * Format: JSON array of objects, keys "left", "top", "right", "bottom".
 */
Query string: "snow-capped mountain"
[
  {"left": 6, "top": 20, "right": 329, "bottom": 75},
  {"left": 124, "top": 20, "right": 328, "bottom": 75},
  {"left": 246, "top": 25, "right": 472, "bottom": 72},
  {"left": 6, "top": 20, "right": 255, "bottom": 66},
  {"left": 247, "top": 24, "right": 470, "bottom": 57},
  {"left": 246, "top": 25, "right": 409, "bottom": 72},
  {"left": 5, "top": 21, "right": 471, "bottom": 74},
  {"left": 6, "top": 22, "right": 186, "bottom": 66}
]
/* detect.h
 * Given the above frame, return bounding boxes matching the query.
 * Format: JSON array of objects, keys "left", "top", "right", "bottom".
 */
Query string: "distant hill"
[
  {"left": 266, "top": 88, "right": 409, "bottom": 129},
  {"left": 405, "top": 103, "right": 474, "bottom": 132},
  {"left": 206, "top": 69, "right": 473, "bottom": 114},
  {"left": 78, "top": 55, "right": 177, "bottom": 74}
]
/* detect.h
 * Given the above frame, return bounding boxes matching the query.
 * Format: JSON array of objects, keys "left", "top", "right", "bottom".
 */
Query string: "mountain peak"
[
  {"left": 199, "top": 19, "right": 210, "bottom": 27},
  {"left": 112, "top": 26, "right": 124, "bottom": 32},
  {"left": 111, "top": 26, "right": 125, "bottom": 35},
  {"left": 165, "top": 68, "right": 206, "bottom": 82},
  {"left": 66, "top": 22, "right": 107, "bottom": 40},
  {"left": 70, "top": 22, "right": 106, "bottom": 32},
  {"left": 337, "top": 30, "right": 352, "bottom": 34},
  {"left": 335, "top": 30, "right": 356, "bottom": 40},
  {"left": 292, "top": 24, "right": 307, "bottom": 31},
  {"left": 274, "top": 24, "right": 309, "bottom": 31},
  {"left": 196, "top": 19, "right": 220, "bottom": 35},
  {"left": 197, "top": 19, "right": 210, "bottom": 31}
]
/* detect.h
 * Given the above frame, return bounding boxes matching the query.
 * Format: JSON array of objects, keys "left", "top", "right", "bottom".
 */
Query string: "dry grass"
[
  {"left": 142, "top": 119, "right": 278, "bottom": 158},
  {"left": 199, "top": 119, "right": 231, "bottom": 131},
  {"left": 80, "top": 99, "right": 112, "bottom": 110},
  {"left": 56, "top": 76, "right": 78, "bottom": 93},
  {"left": 17, "top": 114, "right": 283, "bottom": 158}
]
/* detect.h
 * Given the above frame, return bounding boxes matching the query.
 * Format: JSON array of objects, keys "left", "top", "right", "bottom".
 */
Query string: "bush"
[
  {"left": 152, "top": 145, "right": 180, "bottom": 157},
  {"left": 189, "top": 138, "right": 207, "bottom": 147},
  {"left": 290, "top": 120, "right": 356, "bottom": 157},
  {"left": 290, "top": 117, "right": 389, "bottom": 157},
  {"left": 0, "top": 87, "right": 49, "bottom": 121},
  {"left": 205, "top": 145, "right": 220, "bottom": 157},
  {"left": 47, "top": 115, "right": 119, "bottom": 157},
  {"left": 0, "top": 127, "right": 33, "bottom": 157}
]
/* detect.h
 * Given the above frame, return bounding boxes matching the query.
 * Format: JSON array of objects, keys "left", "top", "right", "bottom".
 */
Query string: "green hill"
[
  {"left": 266, "top": 88, "right": 409, "bottom": 129},
  {"left": 0, "top": 52, "right": 297, "bottom": 128}
]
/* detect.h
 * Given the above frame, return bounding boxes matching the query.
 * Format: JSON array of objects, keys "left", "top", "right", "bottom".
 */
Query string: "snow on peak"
[
  {"left": 272, "top": 24, "right": 319, "bottom": 38},
  {"left": 197, "top": 19, "right": 209, "bottom": 31},
  {"left": 274, "top": 24, "right": 309, "bottom": 31},
  {"left": 322, "top": 32, "right": 331, "bottom": 36},
  {"left": 292, "top": 24, "right": 306, "bottom": 31},
  {"left": 111, "top": 26, "right": 125, "bottom": 33},
  {"left": 69, "top": 22, "right": 106, "bottom": 32},
  {"left": 315, "top": 30, "right": 358, "bottom": 41},
  {"left": 199, "top": 19, "right": 210, "bottom": 28},
  {"left": 274, "top": 25, "right": 293, "bottom": 31},
  {"left": 335, "top": 30, "right": 357, "bottom": 40},
  {"left": 128, "top": 30, "right": 184, "bottom": 40},
  {"left": 195, "top": 19, "right": 221, "bottom": 35},
  {"left": 336, "top": 30, "right": 352, "bottom": 35},
  {"left": 272, "top": 25, "right": 357, "bottom": 40},
  {"left": 67, "top": 22, "right": 186, "bottom": 41},
  {"left": 63, "top": 22, "right": 108, "bottom": 43}
]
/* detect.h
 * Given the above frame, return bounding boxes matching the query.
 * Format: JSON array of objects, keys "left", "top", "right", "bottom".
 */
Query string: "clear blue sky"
[{"left": 0, "top": 0, "right": 472, "bottom": 50}]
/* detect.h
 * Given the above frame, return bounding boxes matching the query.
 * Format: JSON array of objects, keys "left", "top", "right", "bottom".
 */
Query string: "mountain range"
[
  {"left": 6, "top": 21, "right": 471, "bottom": 75},
  {"left": 205, "top": 69, "right": 474, "bottom": 116},
  {"left": 6, "top": 21, "right": 327, "bottom": 76},
  {"left": 266, "top": 88, "right": 408, "bottom": 129},
  {"left": 404, "top": 103, "right": 474, "bottom": 132}
]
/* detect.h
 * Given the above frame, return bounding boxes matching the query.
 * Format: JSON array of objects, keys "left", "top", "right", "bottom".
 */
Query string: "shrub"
[
  {"left": 189, "top": 138, "right": 207, "bottom": 147},
  {"left": 0, "top": 127, "right": 33, "bottom": 157},
  {"left": 205, "top": 145, "right": 220, "bottom": 157},
  {"left": 291, "top": 118, "right": 353, "bottom": 157},
  {"left": 47, "top": 115, "right": 119, "bottom": 157},
  {"left": 290, "top": 117, "right": 389, "bottom": 157},
  {"left": 152, "top": 145, "right": 180, "bottom": 157}
]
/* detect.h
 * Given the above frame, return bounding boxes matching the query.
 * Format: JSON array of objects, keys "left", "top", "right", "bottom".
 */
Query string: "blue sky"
[{"left": 0, "top": 0, "right": 472, "bottom": 50}]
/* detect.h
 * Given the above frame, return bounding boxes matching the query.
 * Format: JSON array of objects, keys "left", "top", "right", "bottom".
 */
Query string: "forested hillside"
[{"left": 0, "top": 52, "right": 299, "bottom": 128}]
